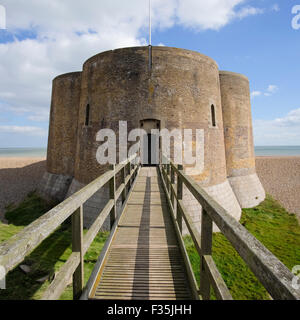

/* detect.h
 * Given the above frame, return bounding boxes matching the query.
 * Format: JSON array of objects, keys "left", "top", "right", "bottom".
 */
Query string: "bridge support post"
[
  {"left": 121, "top": 165, "right": 126, "bottom": 204},
  {"left": 167, "top": 164, "right": 171, "bottom": 194},
  {"left": 129, "top": 162, "right": 133, "bottom": 189},
  {"left": 72, "top": 205, "right": 84, "bottom": 300},
  {"left": 126, "top": 162, "right": 131, "bottom": 192},
  {"left": 176, "top": 165, "right": 183, "bottom": 234},
  {"left": 200, "top": 209, "right": 213, "bottom": 300},
  {"left": 171, "top": 166, "right": 175, "bottom": 207},
  {"left": 109, "top": 165, "right": 116, "bottom": 230}
]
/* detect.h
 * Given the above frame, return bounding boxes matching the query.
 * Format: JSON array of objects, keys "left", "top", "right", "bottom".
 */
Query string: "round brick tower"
[
  {"left": 39, "top": 72, "right": 82, "bottom": 201},
  {"left": 66, "top": 46, "right": 241, "bottom": 230},
  {"left": 74, "top": 46, "right": 227, "bottom": 184},
  {"left": 219, "top": 71, "right": 265, "bottom": 207},
  {"left": 39, "top": 46, "right": 265, "bottom": 231}
]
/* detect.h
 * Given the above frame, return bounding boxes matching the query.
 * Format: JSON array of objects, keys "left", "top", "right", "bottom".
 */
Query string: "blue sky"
[{"left": 0, "top": 0, "right": 299, "bottom": 147}]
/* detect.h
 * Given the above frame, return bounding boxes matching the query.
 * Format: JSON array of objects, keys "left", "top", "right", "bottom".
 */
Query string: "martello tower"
[{"left": 39, "top": 46, "right": 265, "bottom": 231}]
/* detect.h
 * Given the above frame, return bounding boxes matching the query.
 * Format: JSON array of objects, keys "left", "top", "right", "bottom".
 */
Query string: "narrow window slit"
[
  {"left": 211, "top": 104, "right": 216, "bottom": 127},
  {"left": 85, "top": 104, "right": 90, "bottom": 126}
]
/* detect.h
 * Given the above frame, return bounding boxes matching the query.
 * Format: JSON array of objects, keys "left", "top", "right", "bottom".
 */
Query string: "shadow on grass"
[
  {"left": 5, "top": 192, "right": 57, "bottom": 226},
  {"left": 0, "top": 226, "right": 72, "bottom": 300},
  {"left": 0, "top": 192, "right": 71, "bottom": 300},
  {"left": 184, "top": 194, "right": 300, "bottom": 300},
  {"left": 0, "top": 192, "right": 109, "bottom": 300},
  {"left": 0, "top": 160, "right": 46, "bottom": 222}
]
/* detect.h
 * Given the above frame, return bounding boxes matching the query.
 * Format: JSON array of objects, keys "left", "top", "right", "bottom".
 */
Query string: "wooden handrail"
[
  {"left": 0, "top": 154, "right": 140, "bottom": 300},
  {"left": 159, "top": 157, "right": 300, "bottom": 300}
]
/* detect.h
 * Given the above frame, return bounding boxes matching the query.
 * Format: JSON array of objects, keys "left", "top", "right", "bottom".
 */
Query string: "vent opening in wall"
[
  {"left": 211, "top": 104, "right": 216, "bottom": 127},
  {"left": 85, "top": 104, "right": 90, "bottom": 126}
]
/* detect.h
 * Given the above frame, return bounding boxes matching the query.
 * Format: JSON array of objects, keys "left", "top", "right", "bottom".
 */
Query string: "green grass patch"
[
  {"left": 184, "top": 195, "right": 300, "bottom": 300},
  {"left": 0, "top": 192, "right": 109, "bottom": 300},
  {"left": 1, "top": 193, "right": 299, "bottom": 300}
]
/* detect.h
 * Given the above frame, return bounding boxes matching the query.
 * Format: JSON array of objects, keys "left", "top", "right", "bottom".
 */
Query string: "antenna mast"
[{"left": 149, "top": 0, "right": 152, "bottom": 46}]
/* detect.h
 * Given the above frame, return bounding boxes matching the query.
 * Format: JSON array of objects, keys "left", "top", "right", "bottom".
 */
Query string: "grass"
[
  {"left": 184, "top": 195, "right": 300, "bottom": 300},
  {"left": 0, "top": 192, "right": 299, "bottom": 300},
  {"left": 0, "top": 192, "right": 109, "bottom": 300}
]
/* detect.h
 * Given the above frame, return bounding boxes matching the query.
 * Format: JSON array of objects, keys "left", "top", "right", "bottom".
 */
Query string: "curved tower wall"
[
  {"left": 67, "top": 46, "right": 241, "bottom": 230},
  {"left": 39, "top": 72, "right": 82, "bottom": 201},
  {"left": 219, "top": 71, "right": 265, "bottom": 208},
  {"left": 47, "top": 72, "right": 82, "bottom": 176},
  {"left": 74, "top": 46, "right": 227, "bottom": 185}
]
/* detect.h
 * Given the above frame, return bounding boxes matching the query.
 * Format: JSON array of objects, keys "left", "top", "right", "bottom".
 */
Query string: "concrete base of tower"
[
  {"left": 66, "top": 179, "right": 122, "bottom": 230},
  {"left": 182, "top": 179, "right": 242, "bottom": 234},
  {"left": 37, "top": 172, "right": 73, "bottom": 203},
  {"left": 228, "top": 173, "right": 266, "bottom": 208}
]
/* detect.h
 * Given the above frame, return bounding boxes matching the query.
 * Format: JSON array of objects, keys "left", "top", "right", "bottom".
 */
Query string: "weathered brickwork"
[
  {"left": 219, "top": 71, "right": 265, "bottom": 207},
  {"left": 228, "top": 174, "right": 266, "bottom": 208},
  {"left": 47, "top": 72, "right": 82, "bottom": 176},
  {"left": 182, "top": 180, "right": 241, "bottom": 235},
  {"left": 39, "top": 46, "right": 265, "bottom": 229},
  {"left": 38, "top": 171, "right": 72, "bottom": 202}
]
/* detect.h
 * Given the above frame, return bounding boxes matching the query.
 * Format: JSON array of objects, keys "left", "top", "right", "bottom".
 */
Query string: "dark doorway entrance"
[
  {"left": 140, "top": 119, "right": 160, "bottom": 167},
  {"left": 143, "top": 133, "right": 159, "bottom": 167}
]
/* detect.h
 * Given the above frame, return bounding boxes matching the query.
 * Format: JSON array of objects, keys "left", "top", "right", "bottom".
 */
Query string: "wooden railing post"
[
  {"left": 72, "top": 205, "right": 84, "bottom": 300},
  {"left": 177, "top": 165, "right": 183, "bottom": 234},
  {"left": 121, "top": 164, "right": 126, "bottom": 204},
  {"left": 161, "top": 164, "right": 165, "bottom": 182},
  {"left": 167, "top": 164, "right": 171, "bottom": 194},
  {"left": 170, "top": 166, "right": 175, "bottom": 207},
  {"left": 126, "top": 162, "right": 131, "bottom": 191},
  {"left": 130, "top": 162, "right": 133, "bottom": 188},
  {"left": 109, "top": 164, "right": 116, "bottom": 230},
  {"left": 200, "top": 209, "right": 213, "bottom": 300},
  {"left": 134, "top": 163, "right": 137, "bottom": 179}
]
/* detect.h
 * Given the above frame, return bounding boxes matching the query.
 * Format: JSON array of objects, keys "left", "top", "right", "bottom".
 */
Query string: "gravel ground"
[
  {"left": 0, "top": 158, "right": 46, "bottom": 223},
  {"left": 256, "top": 156, "right": 300, "bottom": 220},
  {"left": 0, "top": 156, "right": 299, "bottom": 224}
]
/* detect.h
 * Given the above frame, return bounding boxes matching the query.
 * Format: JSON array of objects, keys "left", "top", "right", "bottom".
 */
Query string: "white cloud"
[
  {"left": 0, "top": 125, "right": 47, "bottom": 136},
  {"left": 264, "top": 85, "right": 278, "bottom": 96},
  {"left": 236, "top": 6, "right": 264, "bottom": 19},
  {"left": 267, "top": 84, "right": 278, "bottom": 93},
  {"left": 176, "top": 0, "right": 263, "bottom": 31},
  {"left": 274, "top": 108, "right": 300, "bottom": 127},
  {"left": 27, "top": 113, "right": 50, "bottom": 122},
  {"left": 2, "top": 0, "right": 264, "bottom": 33},
  {"left": 251, "top": 84, "right": 278, "bottom": 98},
  {"left": 271, "top": 4, "right": 280, "bottom": 12},
  {"left": 0, "top": 0, "right": 265, "bottom": 128},
  {"left": 251, "top": 91, "right": 262, "bottom": 97},
  {"left": 254, "top": 108, "right": 300, "bottom": 145}
]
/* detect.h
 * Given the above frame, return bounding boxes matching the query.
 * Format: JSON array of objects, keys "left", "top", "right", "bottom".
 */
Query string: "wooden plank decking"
[{"left": 89, "top": 167, "right": 193, "bottom": 300}]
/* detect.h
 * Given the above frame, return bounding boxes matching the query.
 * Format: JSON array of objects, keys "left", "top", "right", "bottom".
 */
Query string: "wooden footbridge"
[{"left": 0, "top": 155, "right": 299, "bottom": 300}]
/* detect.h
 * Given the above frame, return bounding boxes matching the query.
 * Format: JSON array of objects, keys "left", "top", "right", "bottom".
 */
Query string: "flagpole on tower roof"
[{"left": 149, "top": 0, "right": 152, "bottom": 46}]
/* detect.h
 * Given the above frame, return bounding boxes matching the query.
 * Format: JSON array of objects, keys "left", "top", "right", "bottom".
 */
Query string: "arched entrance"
[{"left": 140, "top": 119, "right": 160, "bottom": 166}]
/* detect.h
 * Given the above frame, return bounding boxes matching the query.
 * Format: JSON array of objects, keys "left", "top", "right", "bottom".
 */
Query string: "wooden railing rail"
[
  {"left": 0, "top": 154, "right": 140, "bottom": 300},
  {"left": 159, "top": 157, "right": 300, "bottom": 300}
]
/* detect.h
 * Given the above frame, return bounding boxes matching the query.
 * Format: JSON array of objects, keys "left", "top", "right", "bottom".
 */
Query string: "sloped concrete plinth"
[
  {"left": 229, "top": 173, "right": 266, "bottom": 208},
  {"left": 182, "top": 179, "right": 241, "bottom": 234},
  {"left": 66, "top": 179, "right": 122, "bottom": 230},
  {"left": 37, "top": 172, "right": 73, "bottom": 202}
]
